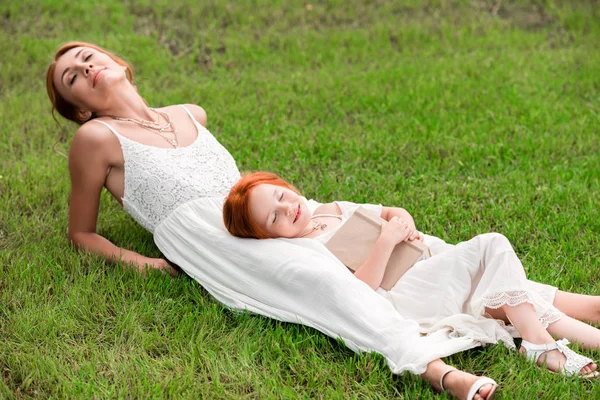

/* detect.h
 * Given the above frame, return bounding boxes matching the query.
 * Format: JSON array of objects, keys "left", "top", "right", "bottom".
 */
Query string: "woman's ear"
[{"left": 76, "top": 109, "right": 92, "bottom": 123}]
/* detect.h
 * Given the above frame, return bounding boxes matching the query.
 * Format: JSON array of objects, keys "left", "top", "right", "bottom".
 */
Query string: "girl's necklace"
[
  {"left": 299, "top": 221, "right": 327, "bottom": 238},
  {"left": 298, "top": 212, "right": 342, "bottom": 238},
  {"left": 110, "top": 108, "right": 178, "bottom": 148}
]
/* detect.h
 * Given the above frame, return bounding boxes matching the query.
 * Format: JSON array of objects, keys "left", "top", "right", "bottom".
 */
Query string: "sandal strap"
[
  {"left": 466, "top": 377, "right": 498, "bottom": 400},
  {"left": 520, "top": 339, "right": 559, "bottom": 363},
  {"left": 439, "top": 367, "right": 458, "bottom": 392}
]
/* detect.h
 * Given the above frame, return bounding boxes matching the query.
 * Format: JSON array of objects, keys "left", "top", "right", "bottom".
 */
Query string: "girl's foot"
[
  {"left": 440, "top": 368, "right": 497, "bottom": 400},
  {"left": 520, "top": 339, "right": 599, "bottom": 378}
]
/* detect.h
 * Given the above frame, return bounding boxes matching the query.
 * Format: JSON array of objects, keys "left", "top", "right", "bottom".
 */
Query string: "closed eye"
[
  {"left": 273, "top": 212, "right": 278, "bottom": 224},
  {"left": 70, "top": 54, "right": 93, "bottom": 85},
  {"left": 279, "top": 193, "right": 284, "bottom": 201}
]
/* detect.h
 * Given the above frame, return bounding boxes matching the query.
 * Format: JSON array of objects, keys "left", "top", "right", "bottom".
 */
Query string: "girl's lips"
[{"left": 293, "top": 204, "right": 301, "bottom": 223}]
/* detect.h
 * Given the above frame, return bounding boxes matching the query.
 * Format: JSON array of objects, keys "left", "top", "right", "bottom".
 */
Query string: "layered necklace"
[{"left": 110, "top": 108, "right": 178, "bottom": 148}]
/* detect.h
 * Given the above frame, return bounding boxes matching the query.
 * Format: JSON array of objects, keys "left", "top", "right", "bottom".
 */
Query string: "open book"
[{"left": 324, "top": 207, "right": 430, "bottom": 291}]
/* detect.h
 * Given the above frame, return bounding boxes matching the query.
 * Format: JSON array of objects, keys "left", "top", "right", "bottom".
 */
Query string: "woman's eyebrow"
[{"left": 61, "top": 48, "right": 86, "bottom": 86}]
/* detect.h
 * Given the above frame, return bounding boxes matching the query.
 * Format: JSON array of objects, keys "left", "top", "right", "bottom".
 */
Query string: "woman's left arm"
[{"left": 380, "top": 207, "right": 423, "bottom": 241}]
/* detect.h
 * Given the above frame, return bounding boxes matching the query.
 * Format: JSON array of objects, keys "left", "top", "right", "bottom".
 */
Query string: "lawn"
[{"left": 1, "top": 0, "right": 600, "bottom": 398}]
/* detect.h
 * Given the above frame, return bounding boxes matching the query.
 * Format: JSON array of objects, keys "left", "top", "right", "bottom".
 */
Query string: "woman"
[
  {"left": 223, "top": 171, "right": 600, "bottom": 379},
  {"left": 45, "top": 42, "right": 597, "bottom": 399}
]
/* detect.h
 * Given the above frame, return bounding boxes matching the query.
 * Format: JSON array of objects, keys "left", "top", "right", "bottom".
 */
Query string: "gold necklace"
[
  {"left": 299, "top": 221, "right": 327, "bottom": 238},
  {"left": 110, "top": 108, "right": 178, "bottom": 148}
]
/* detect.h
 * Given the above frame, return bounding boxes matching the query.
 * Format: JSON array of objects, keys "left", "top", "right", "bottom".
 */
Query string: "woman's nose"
[{"left": 78, "top": 62, "right": 94, "bottom": 76}]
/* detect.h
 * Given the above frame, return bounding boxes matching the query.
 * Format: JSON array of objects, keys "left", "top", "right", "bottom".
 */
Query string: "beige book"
[{"left": 324, "top": 207, "right": 430, "bottom": 290}]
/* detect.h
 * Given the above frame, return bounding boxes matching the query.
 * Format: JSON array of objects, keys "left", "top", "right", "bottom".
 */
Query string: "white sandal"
[
  {"left": 440, "top": 367, "right": 498, "bottom": 400},
  {"left": 520, "top": 338, "right": 598, "bottom": 378}
]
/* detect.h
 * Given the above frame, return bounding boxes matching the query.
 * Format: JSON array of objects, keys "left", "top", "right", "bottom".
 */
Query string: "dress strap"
[
  {"left": 179, "top": 104, "right": 203, "bottom": 129},
  {"left": 93, "top": 119, "right": 124, "bottom": 138},
  {"left": 311, "top": 213, "right": 342, "bottom": 220}
]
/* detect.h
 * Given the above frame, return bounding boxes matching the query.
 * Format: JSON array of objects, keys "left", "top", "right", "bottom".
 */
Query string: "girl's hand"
[
  {"left": 380, "top": 216, "right": 411, "bottom": 245},
  {"left": 407, "top": 230, "right": 423, "bottom": 242}
]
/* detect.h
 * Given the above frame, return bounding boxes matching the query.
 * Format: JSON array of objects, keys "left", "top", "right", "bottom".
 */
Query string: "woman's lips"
[{"left": 93, "top": 70, "right": 103, "bottom": 87}]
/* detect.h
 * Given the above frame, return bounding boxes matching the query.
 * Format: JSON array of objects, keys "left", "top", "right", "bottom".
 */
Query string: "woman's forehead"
[{"left": 58, "top": 46, "right": 87, "bottom": 63}]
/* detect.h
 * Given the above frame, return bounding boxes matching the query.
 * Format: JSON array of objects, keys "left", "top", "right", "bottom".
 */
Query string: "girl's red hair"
[
  {"left": 46, "top": 41, "right": 134, "bottom": 125},
  {"left": 223, "top": 172, "right": 300, "bottom": 239}
]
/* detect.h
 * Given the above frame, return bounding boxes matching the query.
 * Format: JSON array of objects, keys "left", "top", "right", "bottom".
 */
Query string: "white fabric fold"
[{"left": 154, "top": 197, "right": 480, "bottom": 375}]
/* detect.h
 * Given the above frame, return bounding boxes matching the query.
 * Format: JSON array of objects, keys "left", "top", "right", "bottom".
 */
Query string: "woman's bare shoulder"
[
  {"left": 72, "top": 119, "right": 114, "bottom": 143},
  {"left": 156, "top": 104, "right": 207, "bottom": 127},
  {"left": 182, "top": 103, "right": 207, "bottom": 126},
  {"left": 69, "top": 119, "right": 119, "bottom": 163}
]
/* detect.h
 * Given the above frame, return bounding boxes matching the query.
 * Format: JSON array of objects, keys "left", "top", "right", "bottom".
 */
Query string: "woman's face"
[
  {"left": 249, "top": 184, "right": 312, "bottom": 238},
  {"left": 52, "top": 46, "right": 127, "bottom": 113}
]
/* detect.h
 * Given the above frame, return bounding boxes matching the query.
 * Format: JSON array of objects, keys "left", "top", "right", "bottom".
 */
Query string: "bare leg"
[
  {"left": 487, "top": 305, "right": 600, "bottom": 349},
  {"left": 502, "top": 302, "right": 597, "bottom": 374},
  {"left": 485, "top": 307, "right": 509, "bottom": 324},
  {"left": 546, "top": 314, "right": 600, "bottom": 350},
  {"left": 553, "top": 290, "right": 600, "bottom": 324},
  {"left": 421, "top": 359, "right": 496, "bottom": 400}
]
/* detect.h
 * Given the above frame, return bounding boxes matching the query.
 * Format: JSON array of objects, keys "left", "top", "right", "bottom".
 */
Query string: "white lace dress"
[
  {"left": 95, "top": 105, "right": 561, "bottom": 375},
  {"left": 306, "top": 200, "right": 563, "bottom": 349}
]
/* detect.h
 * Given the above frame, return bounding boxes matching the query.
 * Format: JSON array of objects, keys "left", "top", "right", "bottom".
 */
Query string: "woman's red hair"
[
  {"left": 46, "top": 41, "right": 134, "bottom": 125},
  {"left": 223, "top": 172, "right": 300, "bottom": 239}
]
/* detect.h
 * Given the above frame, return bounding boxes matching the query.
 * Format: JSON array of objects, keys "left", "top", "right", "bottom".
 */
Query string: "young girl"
[{"left": 224, "top": 171, "right": 600, "bottom": 381}]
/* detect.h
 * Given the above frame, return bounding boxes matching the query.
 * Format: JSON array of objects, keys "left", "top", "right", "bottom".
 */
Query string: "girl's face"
[
  {"left": 249, "top": 184, "right": 312, "bottom": 238},
  {"left": 52, "top": 46, "right": 128, "bottom": 113}
]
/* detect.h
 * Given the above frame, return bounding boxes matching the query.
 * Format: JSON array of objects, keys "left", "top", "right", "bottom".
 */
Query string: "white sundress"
[
  {"left": 306, "top": 200, "right": 563, "bottom": 349},
  {"left": 94, "top": 106, "right": 562, "bottom": 375}
]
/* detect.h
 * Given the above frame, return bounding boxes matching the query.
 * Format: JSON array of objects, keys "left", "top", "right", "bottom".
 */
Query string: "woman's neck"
[{"left": 94, "top": 81, "right": 156, "bottom": 121}]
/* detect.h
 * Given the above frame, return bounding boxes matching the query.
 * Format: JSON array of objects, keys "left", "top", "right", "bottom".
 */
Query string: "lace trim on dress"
[
  {"left": 481, "top": 290, "right": 537, "bottom": 309},
  {"left": 538, "top": 308, "right": 564, "bottom": 328},
  {"left": 481, "top": 290, "right": 564, "bottom": 328}
]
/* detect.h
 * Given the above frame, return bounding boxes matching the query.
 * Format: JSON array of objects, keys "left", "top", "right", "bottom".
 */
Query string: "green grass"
[{"left": 1, "top": 0, "right": 600, "bottom": 398}]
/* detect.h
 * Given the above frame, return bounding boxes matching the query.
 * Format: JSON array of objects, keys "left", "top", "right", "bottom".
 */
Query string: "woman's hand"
[
  {"left": 139, "top": 257, "right": 180, "bottom": 277},
  {"left": 380, "top": 216, "right": 411, "bottom": 245}
]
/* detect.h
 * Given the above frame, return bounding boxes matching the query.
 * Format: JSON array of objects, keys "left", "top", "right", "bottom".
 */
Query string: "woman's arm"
[
  {"left": 353, "top": 216, "right": 411, "bottom": 290},
  {"left": 68, "top": 124, "right": 177, "bottom": 275},
  {"left": 380, "top": 206, "right": 422, "bottom": 242}
]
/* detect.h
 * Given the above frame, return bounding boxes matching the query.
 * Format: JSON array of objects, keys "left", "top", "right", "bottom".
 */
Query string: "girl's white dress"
[
  {"left": 95, "top": 105, "right": 563, "bottom": 375},
  {"left": 306, "top": 200, "right": 563, "bottom": 349}
]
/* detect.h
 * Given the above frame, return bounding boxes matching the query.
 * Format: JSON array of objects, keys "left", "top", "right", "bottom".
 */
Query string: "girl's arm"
[
  {"left": 68, "top": 123, "right": 177, "bottom": 276},
  {"left": 353, "top": 217, "right": 411, "bottom": 290},
  {"left": 380, "top": 206, "right": 422, "bottom": 242}
]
